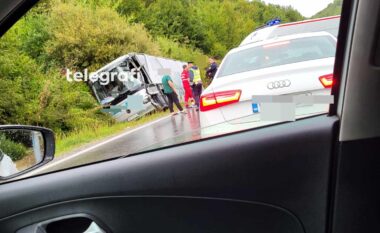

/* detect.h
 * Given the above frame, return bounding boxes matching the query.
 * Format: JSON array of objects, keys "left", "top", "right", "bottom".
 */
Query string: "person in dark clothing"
[
  {"left": 162, "top": 74, "right": 186, "bottom": 115},
  {"left": 187, "top": 61, "right": 195, "bottom": 97},
  {"left": 206, "top": 57, "right": 218, "bottom": 81}
]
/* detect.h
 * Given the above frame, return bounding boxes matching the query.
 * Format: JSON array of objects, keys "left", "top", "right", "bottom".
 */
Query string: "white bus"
[{"left": 89, "top": 53, "right": 186, "bottom": 121}]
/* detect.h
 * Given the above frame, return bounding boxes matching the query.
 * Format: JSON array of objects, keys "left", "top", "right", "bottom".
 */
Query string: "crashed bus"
[{"left": 89, "top": 53, "right": 186, "bottom": 122}]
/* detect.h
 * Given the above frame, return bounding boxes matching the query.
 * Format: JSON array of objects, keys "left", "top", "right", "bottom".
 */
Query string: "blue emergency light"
[{"left": 266, "top": 18, "right": 281, "bottom": 26}]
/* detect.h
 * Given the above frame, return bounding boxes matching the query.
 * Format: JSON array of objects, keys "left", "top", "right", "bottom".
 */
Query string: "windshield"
[
  {"left": 92, "top": 65, "right": 143, "bottom": 104},
  {"left": 0, "top": 0, "right": 343, "bottom": 182},
  {"left": 218, "top": 36, "right": 336, "bottom": 77}
]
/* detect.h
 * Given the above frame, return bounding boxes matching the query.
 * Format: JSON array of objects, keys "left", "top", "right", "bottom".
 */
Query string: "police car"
[
  {"left": 240, "top": 16, "right": 340, "bottom": 47},
  {"left": 199, "top": 32, "right": 336, "bottom": 130}
]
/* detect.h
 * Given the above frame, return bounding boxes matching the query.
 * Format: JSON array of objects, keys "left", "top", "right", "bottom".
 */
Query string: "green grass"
[{"left": 55, "top": 111, "right": 169, "bottom": 156}]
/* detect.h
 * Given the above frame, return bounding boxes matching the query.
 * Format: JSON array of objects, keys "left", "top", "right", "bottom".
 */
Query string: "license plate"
[
  {"left": 294, "top": 93, "right": 313, "bottom": 107},
  {"left": 252, "top": 103, "right": 260, "bottom": 113}
]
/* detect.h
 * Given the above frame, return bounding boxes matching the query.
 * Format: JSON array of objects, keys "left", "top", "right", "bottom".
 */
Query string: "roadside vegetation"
[
  {"left": 0, "top": 0, "right": 340, "bottom": 158},
  {"left": 0, "top": 134, "right": 28, "bottom": 161},
  {"left": 312, "top": 0, "right": 342, "bottom": 18}
]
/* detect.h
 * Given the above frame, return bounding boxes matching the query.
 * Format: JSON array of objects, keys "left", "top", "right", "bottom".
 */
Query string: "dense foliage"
[
  {"left": 0, "top": 0, "right": 306, "bottom": 138},
  {"left": 116, "top": 0, "right": 303, "bottom": 57},
  {"left": 0, "top": 134, "right": 28, "bottom": 161}
]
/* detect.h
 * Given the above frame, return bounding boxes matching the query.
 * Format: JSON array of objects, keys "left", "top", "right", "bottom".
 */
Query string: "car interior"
[{"left": 1, "top": 0, "right": 380, "bottom": 233}]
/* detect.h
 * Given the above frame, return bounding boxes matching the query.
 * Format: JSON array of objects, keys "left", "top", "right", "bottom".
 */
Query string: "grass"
[{"left": 55, "top": 111, "right": 169, "bottom": 156}]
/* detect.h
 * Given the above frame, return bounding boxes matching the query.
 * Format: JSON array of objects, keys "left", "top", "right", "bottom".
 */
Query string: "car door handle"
[{"left": 16, "top": 214, "right": 108, "bottom": 233}]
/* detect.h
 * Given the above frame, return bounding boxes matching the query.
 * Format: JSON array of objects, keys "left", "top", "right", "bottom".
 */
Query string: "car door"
[{"left": 0, "top": 0, "right": 378, "bottom": 233}]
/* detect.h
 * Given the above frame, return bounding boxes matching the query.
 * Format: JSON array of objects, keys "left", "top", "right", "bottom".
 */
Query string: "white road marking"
[{"left": 22, "top": 115, "right": 171, "bottom": 177}]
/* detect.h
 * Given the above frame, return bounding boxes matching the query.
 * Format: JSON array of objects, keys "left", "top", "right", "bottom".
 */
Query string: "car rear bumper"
[{"left": 200, "top": 89, "right": 331, "bottom": 129}]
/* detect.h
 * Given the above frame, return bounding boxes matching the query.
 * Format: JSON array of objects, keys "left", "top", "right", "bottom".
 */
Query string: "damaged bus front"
[{"left": 89, "top": 53, "right": 186, "bottom": 122}]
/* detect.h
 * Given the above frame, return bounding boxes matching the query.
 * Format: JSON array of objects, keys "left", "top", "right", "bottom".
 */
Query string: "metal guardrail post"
[{"left": 32, "top": 131, "right": 43, "bottom": 162}]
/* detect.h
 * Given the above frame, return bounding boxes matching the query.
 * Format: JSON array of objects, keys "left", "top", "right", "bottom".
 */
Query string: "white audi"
[{"left": 199, "top": 32, "right": 336, "bottom": 131}]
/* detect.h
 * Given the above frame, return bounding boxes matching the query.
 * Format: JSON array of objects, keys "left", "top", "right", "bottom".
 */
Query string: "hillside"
[{"left": 312, "top": 0, "right": 342, "bottom": 18}]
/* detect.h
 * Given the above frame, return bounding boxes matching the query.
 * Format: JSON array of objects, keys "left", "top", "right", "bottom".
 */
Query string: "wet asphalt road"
[{"left": 39, "top": 109, "right": 202, "bottom": 174}]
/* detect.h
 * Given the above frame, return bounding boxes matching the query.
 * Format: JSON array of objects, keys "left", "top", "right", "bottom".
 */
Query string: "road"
[
  {"left": 32, "top": 109, "right": 202, "bottom": 175},
  {"left": 24, "top": 107, "right": 284, "bottom": 178},
  {"left": 21, "top": 105, "right": 324, "bottom": 178}
]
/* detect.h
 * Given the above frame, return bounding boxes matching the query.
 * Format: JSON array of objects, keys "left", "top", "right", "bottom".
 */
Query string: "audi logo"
[{"left": 267, "top": 79, "right": 291, "bottom": 90}]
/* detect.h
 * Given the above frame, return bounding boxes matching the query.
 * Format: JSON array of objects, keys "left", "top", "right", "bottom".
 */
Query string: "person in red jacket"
[{"left": 181, "top": 64, "right": 194, "bottom": 108}]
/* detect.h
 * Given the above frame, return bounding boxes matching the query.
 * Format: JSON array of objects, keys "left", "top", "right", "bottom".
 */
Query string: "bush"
[
  {"left": 33, "top": 70, "right": 113, "bottom": 134},
  {"left": 0, "top": 135, "right": 28, "bottom": 161},
  {"left": 17, "top": 14, "right": 50, "bottom": 61},
  {"left": 138, "top": 0, "right": 206, "bottom": 50},
  {"left": 0, "top": 47, "right": 44, "bottom": 125},
  {"left": 44, "top": 1, "right": 160, "bottom": 71},
  {"left": 157, "top": 37, "right": 208, "bottom": 66}
]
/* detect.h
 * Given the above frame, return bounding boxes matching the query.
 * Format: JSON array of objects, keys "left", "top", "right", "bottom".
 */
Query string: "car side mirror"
[{"left": 0, "top": 125, "right": 55, "bottom": 180}]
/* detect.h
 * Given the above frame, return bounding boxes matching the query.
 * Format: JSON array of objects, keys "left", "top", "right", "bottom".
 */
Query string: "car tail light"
[
  {"left": 200, "top": 90, "right": 242, "bottom": 112},
  {"left": 319, "top": 74, "right": 334, "bottom": 88}
]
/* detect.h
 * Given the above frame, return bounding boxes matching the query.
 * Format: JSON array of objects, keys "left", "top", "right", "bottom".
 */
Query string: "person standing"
[
  {"left": 188, "top": 62, "right": 203, "bottom": 110},
  {"left": 181, "top": 64, "right": 194, "bottom": 108},
  {"left": 188, "top": 63, "right": 195, "bottom": 98},
  {"left": 206, "top": 57, "right": 218, "bottom": 81},
  {"left": 162, "top": 73, "right": 186, "bottom": 116}
]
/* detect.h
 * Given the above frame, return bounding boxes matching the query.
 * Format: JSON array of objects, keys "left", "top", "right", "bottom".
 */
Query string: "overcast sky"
[{"left": 261, "top": 0, "right": 334, "bottom": 18}]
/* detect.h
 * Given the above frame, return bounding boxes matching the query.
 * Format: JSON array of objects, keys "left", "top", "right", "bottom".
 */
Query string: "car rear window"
[{"left": 218, "top": 35, "right": 336, "bottom": 77}]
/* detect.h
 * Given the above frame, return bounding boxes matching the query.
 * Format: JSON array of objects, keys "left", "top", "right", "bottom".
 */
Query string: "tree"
[
  {"left": 118, "top": 0, "right": 304, "bottom": 57},
  {"left": 116, "top": 0, "right": 144, "bottom": 17},
  {"left": 312, "top": 0, "right": 342, "bottom": 18},
  {"left": 139, "top": 0, "right": 206, "bottom": 48}
]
